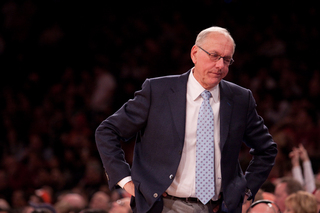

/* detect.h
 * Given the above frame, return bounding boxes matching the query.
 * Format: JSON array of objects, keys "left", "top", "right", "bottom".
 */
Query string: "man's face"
[
  {"left": 191, "top": 32, "right": 234, "bottom": 90},
  {"left": 274, "top": 182, "right": 288, "bottom": 212}
]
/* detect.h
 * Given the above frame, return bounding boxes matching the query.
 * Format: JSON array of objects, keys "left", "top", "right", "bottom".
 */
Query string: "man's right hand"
[{"left": 123, "top": 181, "right": 135, "bottom": 197}]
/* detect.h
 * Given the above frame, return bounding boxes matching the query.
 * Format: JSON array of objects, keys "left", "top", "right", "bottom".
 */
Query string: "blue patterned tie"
[{"left": 196, "top": 90, "right": 215, "bottom": 205}]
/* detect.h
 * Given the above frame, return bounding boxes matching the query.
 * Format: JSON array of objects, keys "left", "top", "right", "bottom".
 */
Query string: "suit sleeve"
[
  {"left": 95, "top": 79, "right": 151, "bottom": 189},
  {"left": 243, "top": 90, "right": 278, "bottom": 197}
]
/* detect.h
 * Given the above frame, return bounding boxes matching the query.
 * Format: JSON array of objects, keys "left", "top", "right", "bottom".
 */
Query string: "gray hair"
[{"left": 195, "top": 26, "right": 236, "bottom": 53}]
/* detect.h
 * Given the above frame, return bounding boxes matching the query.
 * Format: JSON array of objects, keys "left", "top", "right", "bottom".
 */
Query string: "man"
[
  {"left": 246, "top": 200, "right": 280, "bottom": 213},
  {"left": 274, "top": 177, "right": 303, "bottom": 212},
  {"left": 95, "top": 26, "right": 278, "bottom": 213}
]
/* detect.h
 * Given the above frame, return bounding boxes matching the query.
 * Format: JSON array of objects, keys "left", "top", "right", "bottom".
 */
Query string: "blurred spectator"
[
  {"left": 77, "top": 159, "right": 104, "bottom": 195},
  {"left": 79, "top": 210, "right": 106, "bottom": 213},
  {"left": 88, "top": 191, "right": 111, "bottom": 212},
  {"left": 246, "top": 200, "right": 281, "bottom": 213},
  {"left": 308, "top": 70, "right": 320, "bottom": 109},
  {"left": 260, "top": 180, "right": 276, "bottom": 195},
  {"left": 270, "top": 104, "right": 320, "bottom": 178},
  {"left": 289, "top": 144, "right": 316, "bottom": 193},
  {"left": 292, "top": 107, "right": 319, "bottom": 158},
  {"left": 109, "top": 197, "right": 132, "bottom": 213},
  {"left": 0, "top": 170, "right": 10, "bottom": 202},
  {"left": 11, "top": 190, "right": 28, "bottom": 209},
  {"left": 90, "top": 66, "right": 116, "bottom": 114},
  {"left": 28, "top": 187, "right": 53, "bottom": 204},
  {"left": 243, "top": 189, "right": 276, "bottom": 213},
  {"left": 54, "top": 193, "right": 87, "bottom": 213},
  {"left": 274, "top": 177, "right": 304, "bottom": 212},
  {"left": 0, "top": 199, "right": 10, "bottom": 213},
  {"left": 242, "top": 198, "right": 252, "bottom": 213},
  {"left": 257, "top": 189, "right": 276, "bottom": 203},
  {"left": 314, "top": 188, "right": 320, "bottom": 213},
  {"left": 285, "top": 190, "right": 317, "bottom": 213},
  {"left": 110, "top": 189, "right": 131, "bottom": 203},
  {"left": 29, "top": 202, "right": 56, "bottom": 213},
  {"left": 257, "top": 27, "right": 286, "bottom": 57},
  {"left": 316, "top": 172, "right": 320, "bottom": 187}
]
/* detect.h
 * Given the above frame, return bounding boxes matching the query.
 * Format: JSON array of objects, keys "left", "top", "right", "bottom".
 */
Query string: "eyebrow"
[{"left": 208, "top": 49, "right": 232, "bottom": 59}]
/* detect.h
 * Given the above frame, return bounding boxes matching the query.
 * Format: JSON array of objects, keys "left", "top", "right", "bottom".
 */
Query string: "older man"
[{"left": 96, "top": 26, "right": 277, "bottom": 213}]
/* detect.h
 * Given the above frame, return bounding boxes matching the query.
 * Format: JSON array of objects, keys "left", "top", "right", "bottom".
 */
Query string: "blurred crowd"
[{"left": 0, "top": 0, "right": 320, "bottom": 212}]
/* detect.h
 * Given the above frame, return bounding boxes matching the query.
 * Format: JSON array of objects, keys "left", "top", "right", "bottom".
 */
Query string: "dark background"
[{"left": 0, "top": 0, "right": 319, "bottom": 209}]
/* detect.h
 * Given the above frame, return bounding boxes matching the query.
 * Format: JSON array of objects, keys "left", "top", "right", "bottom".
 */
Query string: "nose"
[{"left": 215, "top": 57, "right": 225, "bottom": 69}]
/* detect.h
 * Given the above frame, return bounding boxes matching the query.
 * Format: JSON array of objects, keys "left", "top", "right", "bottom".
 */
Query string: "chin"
[{"left": 204, "top": 81, "right": 220, "bottom": 89}]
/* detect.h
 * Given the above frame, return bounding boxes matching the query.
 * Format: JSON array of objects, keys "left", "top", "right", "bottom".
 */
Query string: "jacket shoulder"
[
  {"left": 220, "top": 79, "right": 249, "bottom": 91},
  {"left": 146, "top": 71, "right": 190, "bottom": 89},
  {"left": 149, "top": 71, "right": 189, "bottom": 82}
]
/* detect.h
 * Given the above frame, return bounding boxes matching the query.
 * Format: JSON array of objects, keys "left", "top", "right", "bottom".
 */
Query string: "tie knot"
[{"left": 201, "top": 90, "right": 211, "bottom": 100}]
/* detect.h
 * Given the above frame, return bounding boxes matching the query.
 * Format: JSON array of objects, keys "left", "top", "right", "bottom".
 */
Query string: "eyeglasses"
[{"left": 197, "top": 45, "right": 234, "bottom": 66}]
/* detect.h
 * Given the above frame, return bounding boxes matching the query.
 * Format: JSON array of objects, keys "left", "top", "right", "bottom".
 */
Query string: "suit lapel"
[
  {"left": 219, "top": 80, "right": 234, "bottom": 151},
  {"left": 167, "top": 71, "right": 190, "bottom": 142},
  {"left": 166, "top": 73, "right": 234, "bottom": 147}
]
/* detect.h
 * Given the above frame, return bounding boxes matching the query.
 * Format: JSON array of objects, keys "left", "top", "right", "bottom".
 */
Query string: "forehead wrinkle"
[
  {"left": 207, "top": 43, "right": 233, "bottom": 58},
  {"left": 221, "top": 41, "right": 234, "bottom": 57},
  {"left": 203, "top": 33, "right": 234, "bottom": 57}
]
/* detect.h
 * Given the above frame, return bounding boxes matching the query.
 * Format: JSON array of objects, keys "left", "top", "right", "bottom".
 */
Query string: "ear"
[{"left": 190, "top": 45, "right": 198, "bottom": 64}]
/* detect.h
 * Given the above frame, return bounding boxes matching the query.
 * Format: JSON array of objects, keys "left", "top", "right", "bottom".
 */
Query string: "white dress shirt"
[
  {"left": 166, "top": 69, "right": 222, "bottom": 201},
  {"left": 118, "top": 69, "right": 222, "bottom": 201}
]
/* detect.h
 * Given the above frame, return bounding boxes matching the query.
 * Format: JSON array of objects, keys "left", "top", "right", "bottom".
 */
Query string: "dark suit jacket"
[{"left": 95, "top": 70, "right": 278, "bottom": 213}]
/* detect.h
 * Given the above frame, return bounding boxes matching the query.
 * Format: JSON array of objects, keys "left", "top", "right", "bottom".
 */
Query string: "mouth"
[{"left": 208, "top": 71, "right": 222, "bottom": 76}]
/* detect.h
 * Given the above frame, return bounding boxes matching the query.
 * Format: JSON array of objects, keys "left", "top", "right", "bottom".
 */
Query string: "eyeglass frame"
[{"left": 197, "top": 45, "right": 234, "bottom": 66}]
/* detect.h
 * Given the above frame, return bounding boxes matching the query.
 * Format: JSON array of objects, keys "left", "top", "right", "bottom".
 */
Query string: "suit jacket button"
[
  {"left": 169, "top": 174, "right": 174, "bottom": 179},
  {"left": 153, "top": 193, "right": 158, "bottom": 198}
]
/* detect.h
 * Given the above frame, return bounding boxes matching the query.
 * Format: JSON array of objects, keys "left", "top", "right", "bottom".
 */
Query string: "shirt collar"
[{"left": 188, "top": 68, "right": 220, "bottom": 103}]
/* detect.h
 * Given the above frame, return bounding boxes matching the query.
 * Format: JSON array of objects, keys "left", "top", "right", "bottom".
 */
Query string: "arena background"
[{"left": 0, "top": 0, "right": 319, "bottom": 209}]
